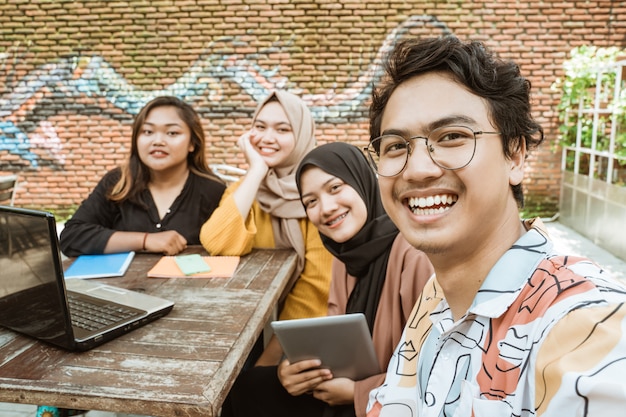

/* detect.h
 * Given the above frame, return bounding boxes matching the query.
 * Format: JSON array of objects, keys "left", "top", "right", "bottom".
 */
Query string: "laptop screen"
[{"left": 0, "top": 207, "right": 74, "bottom": 347}]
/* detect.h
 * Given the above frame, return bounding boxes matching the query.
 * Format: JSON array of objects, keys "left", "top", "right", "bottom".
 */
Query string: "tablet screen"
[{"left": 271, "top": 313, "right": 381, "bottom": 380}]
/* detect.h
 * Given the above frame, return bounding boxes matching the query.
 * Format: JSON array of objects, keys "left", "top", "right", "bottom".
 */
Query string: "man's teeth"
[{"left": 408, "top": 194, "right": 457, "bottom": 215}]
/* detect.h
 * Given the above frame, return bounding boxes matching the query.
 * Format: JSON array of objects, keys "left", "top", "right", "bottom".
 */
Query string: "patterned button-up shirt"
[{"left": 366, "top": 219, "right": 626, "bottom": 417}]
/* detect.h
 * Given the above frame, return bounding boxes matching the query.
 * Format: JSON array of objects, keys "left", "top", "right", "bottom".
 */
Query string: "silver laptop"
[
  {"left": 271, "top": 313, "right": 381, "bottom": 380},
  {"left": 0, "top": 205, "right": 174, "bottom": 351}
]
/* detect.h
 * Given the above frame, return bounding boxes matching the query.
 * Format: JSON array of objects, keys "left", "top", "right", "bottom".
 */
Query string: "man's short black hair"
[{"left": 370, "top": 36, "right": 544, "bottom": 207}]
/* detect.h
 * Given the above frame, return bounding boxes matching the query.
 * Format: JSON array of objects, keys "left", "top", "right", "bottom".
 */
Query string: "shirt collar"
[{"left": 467, "top": 218, "right": 554, "bottom": 318}]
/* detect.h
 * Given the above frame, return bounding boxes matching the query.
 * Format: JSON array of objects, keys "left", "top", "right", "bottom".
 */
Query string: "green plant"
[
  {"left": 43, "top": 205, "right": 78, "bottom": 223},
  {"left": 552, "top": 46, "right": 626, "bottom": 183},
  {"left": 553, "top": 46, "right": 622, "bottom": 145},
  {"left": 554, "top": 46, "right": 622, "bottom": 114}
]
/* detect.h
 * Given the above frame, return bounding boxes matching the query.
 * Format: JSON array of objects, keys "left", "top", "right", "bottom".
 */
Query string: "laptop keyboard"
[{"left": 68, "top": 294, "right": 139, "bottom": 332}]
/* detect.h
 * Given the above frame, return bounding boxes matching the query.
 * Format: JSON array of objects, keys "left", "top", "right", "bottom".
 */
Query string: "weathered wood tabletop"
[{"left": 0, "top": 247, "right": 297, "bottom": 417}]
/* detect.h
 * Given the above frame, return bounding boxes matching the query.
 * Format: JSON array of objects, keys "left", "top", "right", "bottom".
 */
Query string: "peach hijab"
[{"left": 254, "top": 90, "right": 316, "bottom": 281}]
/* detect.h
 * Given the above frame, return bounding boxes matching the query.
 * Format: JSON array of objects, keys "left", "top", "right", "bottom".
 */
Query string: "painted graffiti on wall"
[{"left": 0, "top": 15, "right": 449, "bottom": 171}]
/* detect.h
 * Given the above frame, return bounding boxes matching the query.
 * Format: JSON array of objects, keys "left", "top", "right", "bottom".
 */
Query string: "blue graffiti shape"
[
  {"left": 0, "top": 120, "right": 39, "bottom": 167},
  {"left": 0, "top": 15, "right": 450, "bottom": 167}
]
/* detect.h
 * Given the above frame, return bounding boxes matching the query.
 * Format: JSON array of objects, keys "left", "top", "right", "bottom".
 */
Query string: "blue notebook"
[{"left": 64, "top": 251, "right": 136, "bottom": 279}]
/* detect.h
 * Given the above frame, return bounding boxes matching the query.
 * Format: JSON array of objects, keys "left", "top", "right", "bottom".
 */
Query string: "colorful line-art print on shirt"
[{"left": 367, "top": 222, "right": 626, "bottom": 417}]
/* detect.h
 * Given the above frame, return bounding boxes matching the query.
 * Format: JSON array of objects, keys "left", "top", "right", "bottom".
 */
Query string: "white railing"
[{"left": 562, "top": 59, "right": 626, "bottom": 185}]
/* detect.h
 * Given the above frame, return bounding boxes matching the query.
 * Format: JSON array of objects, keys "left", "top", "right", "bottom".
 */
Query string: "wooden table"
[{"left": 0, "top": 247, "right": 297, "bottom": 417}]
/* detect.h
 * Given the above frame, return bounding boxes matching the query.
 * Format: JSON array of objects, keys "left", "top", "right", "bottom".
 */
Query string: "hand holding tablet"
[{"left": 270, "top": 313, "right": 380, "bottom": 380}]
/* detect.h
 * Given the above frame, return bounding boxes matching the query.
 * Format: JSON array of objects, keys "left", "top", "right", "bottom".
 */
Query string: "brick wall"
[{"left": 1, "top": 0, "right": 625, "bottom": 216}]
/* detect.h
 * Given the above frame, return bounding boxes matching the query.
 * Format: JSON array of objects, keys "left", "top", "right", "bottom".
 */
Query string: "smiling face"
[
  {"left": 377, "top": 72, "right": 526, "bottom": 259},
  {"left": 249, "top": 101, "right": 296, "bottom": 169},
  {"left": 299, "top": 166, "right": 368, "bottom": 244},
  {"left": 136, "top": 105, "right": 193, "bottom": 176}
]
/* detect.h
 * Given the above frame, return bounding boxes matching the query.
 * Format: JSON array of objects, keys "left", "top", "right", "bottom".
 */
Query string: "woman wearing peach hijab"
[{"left": 200, "top": 91, "right": 333, "bottom": 365}]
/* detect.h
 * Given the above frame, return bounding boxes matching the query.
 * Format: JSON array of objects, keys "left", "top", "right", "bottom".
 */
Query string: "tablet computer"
[{"left": 270, "top": 313, "right": 381, "bottom": 380}]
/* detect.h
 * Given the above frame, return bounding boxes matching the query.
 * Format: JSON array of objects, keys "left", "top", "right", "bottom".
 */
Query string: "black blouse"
[{"left": 59, "top": 168, "right": 226, "bottom": 257}]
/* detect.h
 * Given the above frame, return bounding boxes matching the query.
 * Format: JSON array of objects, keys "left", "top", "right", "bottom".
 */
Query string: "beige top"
[{"left": 327, "top": 234, "right": 434, "bottom": 417}]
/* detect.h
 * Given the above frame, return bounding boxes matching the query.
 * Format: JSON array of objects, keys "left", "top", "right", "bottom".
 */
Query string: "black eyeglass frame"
[{"left": 363, "top": 125, "right": 501, "bottom": 177}]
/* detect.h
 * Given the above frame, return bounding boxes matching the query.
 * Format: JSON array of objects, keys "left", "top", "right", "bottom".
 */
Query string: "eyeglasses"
[{"left": 364, "top": 125, "right": 501, "bottom": 177}]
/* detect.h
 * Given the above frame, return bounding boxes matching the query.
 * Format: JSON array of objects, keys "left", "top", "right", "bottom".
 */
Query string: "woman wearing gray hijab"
[{"left": 200, "top": 91, "right": 334, "bottom": 365}]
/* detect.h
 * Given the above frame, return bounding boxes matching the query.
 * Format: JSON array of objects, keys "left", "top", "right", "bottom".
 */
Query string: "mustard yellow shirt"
[{"left": 199, "top": 181, "right": 333, "bottom": 320}]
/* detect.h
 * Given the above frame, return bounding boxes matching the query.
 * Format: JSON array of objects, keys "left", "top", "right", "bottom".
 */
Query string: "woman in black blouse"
[{"left": 59, "top": 96, "right": 226, "bottom": 257}]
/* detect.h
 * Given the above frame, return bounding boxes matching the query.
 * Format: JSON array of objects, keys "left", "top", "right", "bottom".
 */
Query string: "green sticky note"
[{"left": 174, "top": 254, "right": 212, "bottom": 275}]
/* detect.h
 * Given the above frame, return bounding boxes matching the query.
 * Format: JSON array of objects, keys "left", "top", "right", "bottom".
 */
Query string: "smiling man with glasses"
[{"left": 365, "top": 36, "right": 626, "bottom": 417}]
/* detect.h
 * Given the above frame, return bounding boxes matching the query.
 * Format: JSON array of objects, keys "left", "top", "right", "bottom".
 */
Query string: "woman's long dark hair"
[{"left": 108, "top": 96, "right": 224, "bottom": 204}]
